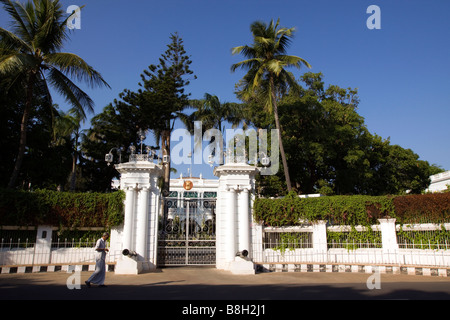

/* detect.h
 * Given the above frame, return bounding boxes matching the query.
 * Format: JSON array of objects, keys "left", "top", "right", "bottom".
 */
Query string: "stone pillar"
[
  {"left": 378, "top": 218, "right": 399, "bottom": 265},
  {"left": 214, "top": 163, "right": 259, "bottom": 274},
  {"left": 226, "top": 187, "right": 237, "bottom": 263},
  {"left": 238, "top": 188, "right": 250, "bottom": 253},
  {"left": 33, "top": 225, "right": 53, "bottom": 267},
  {"left": 312, "top": 220, "right": 328, "bottom": 262},
  {"left": 312, "top": 220, "right": 328, "bottom": 252},
  {"left": 114, "top": 161, "right": 162, "bottom": 275},
  {"left": 136, "top": 187, "right": 149, "bottom": 261},
  {"left": 122, "top": 186, "right": 136, "bottom": 253},
  {"left": 378, "top": 218, "right": 398, "bottom": 251}
]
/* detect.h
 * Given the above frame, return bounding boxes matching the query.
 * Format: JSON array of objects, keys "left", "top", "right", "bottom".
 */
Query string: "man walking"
[{"left": 85, "top": 232, "right": 109, "bottom": 288}]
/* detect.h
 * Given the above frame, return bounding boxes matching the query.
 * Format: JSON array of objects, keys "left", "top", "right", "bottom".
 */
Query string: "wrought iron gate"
[{"left": 157, "top": 193, "right": 216, "bottom": 266}]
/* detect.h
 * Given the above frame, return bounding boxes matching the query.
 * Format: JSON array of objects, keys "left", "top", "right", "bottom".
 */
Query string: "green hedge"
[
  {"left": 0, "top": 189, "right": 125, "bottom": 228},
  {"left": 253, "top": 192, "right": 450, "bottom": 227},
  {"left": 393, "top": 193, "right": 450, "bottom": 224}
]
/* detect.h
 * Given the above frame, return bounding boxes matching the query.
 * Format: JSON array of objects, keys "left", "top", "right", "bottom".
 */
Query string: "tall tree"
[
  {"left": 186, "top": 93, "right": 244, "bottom": 164},
  {"left": 272, "top": 72, "right": 441, "bottom": 196},
  {"left": 81, "top": 90, "right": 145, "bottom": 192},
  {"left": 52, "top": 109, "right": 85, "bottom": 191},
  {"left": 0, "top": 0, "right": 109, "bottom": 188},
  {"left": 135, "top": 32, "right": 195, "bottom": 194},
  {"left": 231, "top": 18, "right": 311, "bottom": 191}
]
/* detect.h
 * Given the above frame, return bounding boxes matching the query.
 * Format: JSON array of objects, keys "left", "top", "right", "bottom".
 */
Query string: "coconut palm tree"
[
  {"left": 0, "top": 0, "right": 109, "bottom": 188},
  {"left": 186, "top": 93, "right": 245, "bottom": 164},
  {"left": 52, "top": 109, "right": 85, "bottom": 191},
  {"left": 231, "top": 18, "right": 311, "bottom": 191}
]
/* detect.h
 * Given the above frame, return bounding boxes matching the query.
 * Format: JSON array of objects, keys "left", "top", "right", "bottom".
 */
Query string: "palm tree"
[
  {"left": 52, "top": 109, "right": 85, "bottom": 191},
  {"left": 186, "top": 93, "right": 244, "bottom": 164},
  {"left": 231, "top": 18, "right": 311, "bottom": 192},
  {"left": 0, "top": 0, "right": 109, "bottom": 188}
]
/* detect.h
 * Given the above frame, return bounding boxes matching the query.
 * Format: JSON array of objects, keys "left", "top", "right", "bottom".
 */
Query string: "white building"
[
  {"left": 427, "top": 170, "right": 450, "bottom": 193},
  {"left": 167, "top": 174, "right": 219, "bottom": 198}
]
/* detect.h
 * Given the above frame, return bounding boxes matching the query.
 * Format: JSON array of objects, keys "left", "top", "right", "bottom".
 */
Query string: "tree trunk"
[
  {"left": 70, "top": 153, "right": 77, "bottom": 191},
  {"left": 69, "top": 133, "right": 79, "bottom": 192},
  {"left": 270, "top": 76, "right": 292, "bottom": 192},
  {"left": 161, "top": 129, "right": 171, "bottom": 195},
  {"left": 8, "top": 77, "right": 34, "bottom": 189}
]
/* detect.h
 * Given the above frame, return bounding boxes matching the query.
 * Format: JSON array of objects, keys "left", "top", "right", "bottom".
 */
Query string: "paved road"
[{"left": 1, "top": 267, "right": 450, "bottom": 301}]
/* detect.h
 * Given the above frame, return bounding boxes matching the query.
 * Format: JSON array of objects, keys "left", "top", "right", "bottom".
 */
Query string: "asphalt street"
[{"left": 1, "top": 267, "right": 450, "bottom": 301}]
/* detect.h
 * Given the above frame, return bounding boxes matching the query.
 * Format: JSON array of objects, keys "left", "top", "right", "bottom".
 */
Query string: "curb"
[
  {"left": 2, "top": 263, "right": 449, "bottom": 278},
  {"left": 255, "top": 263, "right": 450, "bottom": 277},
  {"left": 0, "top": 263, "right": 116, "bottom": 274}
]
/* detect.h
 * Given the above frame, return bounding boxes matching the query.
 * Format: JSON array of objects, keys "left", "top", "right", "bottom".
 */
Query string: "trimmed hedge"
[
  {"left": 0, "top": 189, "right": 125, "bottom": 228},
  {"left": 393, "top": 193, "right": 450, "bottom": 224},
  {"left": 253, "top": 192, "right": 450, "bottom": 227}
]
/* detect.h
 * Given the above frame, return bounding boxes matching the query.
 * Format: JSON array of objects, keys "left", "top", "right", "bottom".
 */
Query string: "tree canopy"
[
  {"left": 0, "top": 10, "right": 443, "bottom": 196},
  {"left": 232, "top": 18, "right": 312, "bottom": 192},
  {"left": 252, "top": 72, "right": 442, "bottom": 196},
  {"left": 0, "top": 0, "right": 109, "bottom": 188}
]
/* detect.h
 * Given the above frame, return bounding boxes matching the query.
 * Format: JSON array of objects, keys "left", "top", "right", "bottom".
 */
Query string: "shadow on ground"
[{"left": 1, "top": 272, "right": 450, "bottom": 301}]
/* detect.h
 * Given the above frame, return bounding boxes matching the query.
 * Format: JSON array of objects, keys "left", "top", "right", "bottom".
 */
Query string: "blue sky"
[{"left": 1, "top": 0, "right": 449, "bottom": 180}]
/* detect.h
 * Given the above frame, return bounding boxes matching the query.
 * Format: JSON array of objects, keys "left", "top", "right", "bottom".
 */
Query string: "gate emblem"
[{"left": 183, "top": 180, "right": 193, "bottom": 190}]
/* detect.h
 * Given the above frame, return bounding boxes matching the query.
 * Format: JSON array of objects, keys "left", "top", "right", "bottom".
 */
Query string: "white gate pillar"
[
  {"left": 214, "top": 163, "right": 259, "bottom": 274},
  {"left": 238, "top": 188, "right": 251, "bottom": 254},
  {"left": 114, "top": 160, "right": 162, "bottom": 274},
  {"left": 225, "top": 187, "right": 237, "bottom": 263},
  {"left": 122, "top": 186, "right": 136, "bottom": 253},
  {"left": 136, "top": 187, "right": 149, "bottom": 262}
]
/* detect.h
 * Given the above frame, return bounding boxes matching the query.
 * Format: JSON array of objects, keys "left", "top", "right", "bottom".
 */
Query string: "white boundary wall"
[{"left": 251, "top": 220, "right": 450, "bottom": 268}]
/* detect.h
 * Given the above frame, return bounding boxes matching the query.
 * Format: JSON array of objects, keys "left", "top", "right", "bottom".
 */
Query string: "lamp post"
[
  {"left": 105, "top": 147, "right": 122, "bottom": 166},
  {"left": 138, "top": 129, "right": 146, "bottom": 154}
]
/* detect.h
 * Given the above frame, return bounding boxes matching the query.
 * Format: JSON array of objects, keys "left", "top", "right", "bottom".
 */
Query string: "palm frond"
[
  {"left": 277, "top": 54, "right": 312, "bottom": 70},
  {"left": 47, "top": 66, "right": 95, "bottom": 119},
  {"left": 0, "top": 51, "right": 37, "bottom": 77},
  {"left": 230, "top": 57, "right": 262, "bottom": 72},
  {"left": 0, "top": 0, "right": 33, "bottom": 43},
  {"left": 45, "top": 52, "right": 110, "bottom": 89},
  {"left": 0, "top": 27, "right": 32, "bottom": 52}
]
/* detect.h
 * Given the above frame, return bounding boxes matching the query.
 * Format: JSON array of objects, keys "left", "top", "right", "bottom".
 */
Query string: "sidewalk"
[{"left": 1, "top": 266, "right": 450, "bottom": 301}]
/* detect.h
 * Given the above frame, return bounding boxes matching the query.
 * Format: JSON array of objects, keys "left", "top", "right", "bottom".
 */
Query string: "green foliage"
[
  {"left": 271, "top": 232, "right": 311, "bottom": 253},
  {"left": 254, "top": 192, "right": 450, "bottom": 227},
  {"left": 251, "top": 72, "right": 442, "bottom": 196},
  {"left": 53, "top": 229, "right": 106, "bottom": 243},
  {"left": 254, "top": 191, "right": 395, "bottom": 227},
  {"left": 232, "top": 18, "right": 312, "bottom": 192},
  {"left": 393, "top": 193, "right": 450, "bottom": 224},
  {"left": 0, "top": 0, "right": 109, "bottom": 188},
  {"left": 396, "top": 225, "right": 450, "bottom": 250},
  {"left": 327, "top": 228, "right": 382, "bottom": 250},
  {"left": 0, "top": 189, "right": 124, "bottom": 227}
]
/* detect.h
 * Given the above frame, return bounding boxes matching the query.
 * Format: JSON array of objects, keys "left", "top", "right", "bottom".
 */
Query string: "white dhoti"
[{"left": 87, "top": 238, "right": 107, "bottom": 285}]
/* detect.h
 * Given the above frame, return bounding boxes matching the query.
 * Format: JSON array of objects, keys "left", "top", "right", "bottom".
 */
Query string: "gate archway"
[{"left": 157, "top": 191, "right": 216, "bottom": 266}]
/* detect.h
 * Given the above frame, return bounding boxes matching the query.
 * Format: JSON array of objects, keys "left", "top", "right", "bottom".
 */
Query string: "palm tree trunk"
[
  {"left": 69, "top": 132, "right": 79, "bottom": 191},
  {"left": 270, "top": 76, "right": 292, "bottom": 192},
  {"left": 70, "top": 152, "right": 77, "bottom": 191},
  {"left": 8, "top": 77, "right": 33, "bottom": 189}
]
